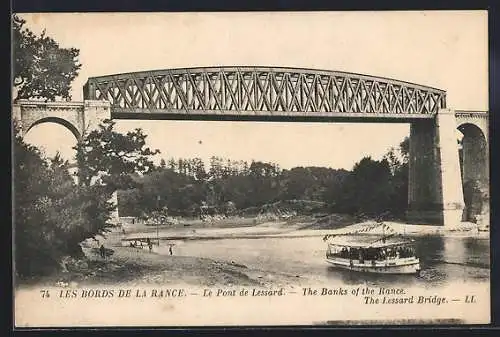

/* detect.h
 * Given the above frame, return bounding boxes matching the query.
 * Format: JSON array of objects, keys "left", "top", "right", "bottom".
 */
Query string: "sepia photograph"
[{"left": 12, "top": 11, "right": 490, "bottom": 326}]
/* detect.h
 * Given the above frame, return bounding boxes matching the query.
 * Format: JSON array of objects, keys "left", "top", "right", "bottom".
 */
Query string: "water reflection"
[{"left": 156, "top": 234, "right": 489, "bottom": 287}]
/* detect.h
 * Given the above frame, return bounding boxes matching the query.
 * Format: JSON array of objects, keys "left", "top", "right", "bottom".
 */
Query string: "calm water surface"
[{"left": 156, "top": 235, "right": 489, "bottom": 287}]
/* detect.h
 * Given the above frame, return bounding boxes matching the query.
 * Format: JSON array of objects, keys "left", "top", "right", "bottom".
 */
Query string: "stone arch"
[
  {"left": 24, "top": 117, "right": 82, "bottom": 186},
  {"left": 457, "top": 122, "right": 489, "bottom": 223},
  {"left": 25, "top": 116, "right": 82, "bottom": 142},
  {"left": 457, "top": 122, "right": 488, "bottom": 184}
]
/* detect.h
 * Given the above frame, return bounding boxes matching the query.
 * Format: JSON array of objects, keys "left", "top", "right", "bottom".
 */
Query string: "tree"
[
  {"left": 12, "top": 15, "right": 81, "bottom": 101},
  {"left": 399, "top": 137, "right": 410, "bottom": 161},
  {"left": 281, "top": 167, "right": 316, "bottom": 200},
  {"left": 209, "top": 156, "right": 224, "bottom": 179},
  {"left": 190, "top": 158, "right": 207, "bottom": 181},
  {"left": 74, "top": 119, "right": 160, "bottom": 191},
  {"left": 71, "top": 119, "right": 160, "bottom": 244},
  {"left": 383, "top": 137, "right": 410, "bottom": 215},
  {"left": 14, "top": 128, "right": 93, "bottom": 277},
  {"left": 384, "top": 137, "right": 409, "bottom": 174},
  {"left": 336, "top": 157, "right": 394, "bottom": 216}
]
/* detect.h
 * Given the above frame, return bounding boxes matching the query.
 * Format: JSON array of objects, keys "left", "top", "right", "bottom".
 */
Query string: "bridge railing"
[{"left": 83, "top": 67, "right": 446, "bottom": 116}]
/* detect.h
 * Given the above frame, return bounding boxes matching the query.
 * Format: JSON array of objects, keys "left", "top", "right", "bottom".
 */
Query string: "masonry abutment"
[
  {"left": 13, "top": 100, "right": 119, "bottom": 223},
  {"left": 12, "top": 100, "right": 111, "bottom": 139}
]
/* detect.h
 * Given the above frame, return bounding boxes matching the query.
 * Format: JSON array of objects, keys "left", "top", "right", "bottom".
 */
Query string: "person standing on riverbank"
[
  {"left": 169, "top": 245, "right": 173, "bottom": 256},
  {"left": 100, "top": 244, "right": 106, "bottom": 259}
]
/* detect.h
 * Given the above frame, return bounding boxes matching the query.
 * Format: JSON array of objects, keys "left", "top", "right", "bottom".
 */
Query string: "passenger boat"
[{"left": 324, "top": 232, "right": 421, "bottom": 275}]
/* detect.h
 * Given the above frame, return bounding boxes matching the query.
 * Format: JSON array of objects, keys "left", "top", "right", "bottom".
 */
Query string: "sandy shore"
[
  {"left": 17, "top": 217, "right": 488, "bottom": 289},
  {"left": 17, "top": 227, "right": 304, "bottom": 290},
  {"left": 122, "top": 218, "right": 489, "bottom": 242}
]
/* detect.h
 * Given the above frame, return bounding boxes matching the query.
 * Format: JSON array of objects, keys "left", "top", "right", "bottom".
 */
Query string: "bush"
[{"left": 13, "top": 133, "right": 112, "bottom": 278}]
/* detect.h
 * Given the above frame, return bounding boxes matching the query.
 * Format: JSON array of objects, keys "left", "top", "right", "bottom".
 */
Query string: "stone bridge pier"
[
  {"left": 407, "top": 109, "right": 464, "bottom": 226},
  {"left": 407, "top": 109, "right": 489, "bottom": 226}
]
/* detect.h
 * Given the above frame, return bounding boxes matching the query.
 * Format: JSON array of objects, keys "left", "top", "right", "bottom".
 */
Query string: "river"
[{"left": 155, "top": 234, "right": 489, "bottom": 288}]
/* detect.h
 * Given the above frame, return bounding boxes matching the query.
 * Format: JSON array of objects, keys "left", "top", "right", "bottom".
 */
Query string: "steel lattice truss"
[{"left": 84, "top": 67, "right": 446, "bottom": 118}]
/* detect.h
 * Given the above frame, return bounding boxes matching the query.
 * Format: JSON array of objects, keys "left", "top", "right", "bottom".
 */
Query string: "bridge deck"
[{"left": 111, "top": 110, "right": 435, "bottom": 123}]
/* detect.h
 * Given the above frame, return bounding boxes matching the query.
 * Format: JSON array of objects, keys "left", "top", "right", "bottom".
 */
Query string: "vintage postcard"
[{"left": 12, "top": 11, "right": 490, "bottom": 327}]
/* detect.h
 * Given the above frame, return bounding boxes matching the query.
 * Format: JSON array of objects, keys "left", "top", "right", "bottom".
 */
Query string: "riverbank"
[
  {"left": 122, "top": 217, "right": 489, "bottom": 242},
  {"left": 16, "top": 227, "right": 303, "bottom": 290},
  {"left": 325, "top": 220, "right": 489, "bottom": 238},
  {"left": 16, "top": 216, "right": 488, "bottom": 289}
]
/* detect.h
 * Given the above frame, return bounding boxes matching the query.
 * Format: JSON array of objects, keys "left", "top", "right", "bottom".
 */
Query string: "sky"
[{"left": 18, "top": 11, "right": 488, "bottom": 170}]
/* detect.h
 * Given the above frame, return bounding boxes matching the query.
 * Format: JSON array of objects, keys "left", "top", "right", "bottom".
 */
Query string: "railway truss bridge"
[{"left": 13, "top": 67, "right": 489, "bottom": 226}]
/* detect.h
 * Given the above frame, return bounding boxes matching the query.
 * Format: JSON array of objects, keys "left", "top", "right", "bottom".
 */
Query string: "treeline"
[{"left": 118, "top": 138, "right": 409, "bottom": 218}]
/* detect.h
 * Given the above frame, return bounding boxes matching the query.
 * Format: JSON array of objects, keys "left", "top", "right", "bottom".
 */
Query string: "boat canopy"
[{"left": 327, "top": 234, "right": 414, "bottom": 249}]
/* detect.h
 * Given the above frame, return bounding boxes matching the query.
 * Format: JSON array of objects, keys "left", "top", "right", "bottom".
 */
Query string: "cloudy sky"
[{"left": 19, "top": 11, "right": 488, "bottom": 169}]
